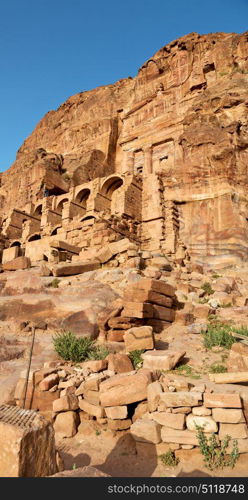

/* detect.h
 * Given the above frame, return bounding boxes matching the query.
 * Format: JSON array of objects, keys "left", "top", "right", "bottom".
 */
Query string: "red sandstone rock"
[{"left": 3, "top": 257, "right": 31, "bottom": 271}]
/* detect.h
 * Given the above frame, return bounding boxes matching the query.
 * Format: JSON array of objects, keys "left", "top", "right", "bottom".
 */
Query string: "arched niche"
[
  {"left": 56, "top": 198, "right": 69, "bottom": 214},
  {"left": 10, "top": 241, "right": 21, "bottom": 247},
  {"left": 33, "top": 204, "right": 43, "bottom": 218},
  {"left": 74, "top": 188, "right": 91, "bottom": 208},
  {"left": 50, "top": 225, "right": 62, "bottom": 236},
  {"left": 27, "top": 233, "right": 41, "bottom": 242}
]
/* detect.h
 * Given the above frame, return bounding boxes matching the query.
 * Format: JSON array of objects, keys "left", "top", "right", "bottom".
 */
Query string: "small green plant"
[
  {"left": 209, "top": 363, "right": 227, "bottom": 373},
  {"left": 72, "top": 463, "right": 77, "bottom": 470},
  {"left": 212, "top": 273, "right": 221, "bottom": 279},
  {"left": 47, "top": 278, "right": 60, "bottom": 288},
  {"left": 221, "top": 302, "right": 232, "bottom": 308},
  {"left": 201, "top": 282, "right": 214, "bottom": 295},
  {"left": 95, "top": 429, "right": 101, "bottom": 436},
  {"left": 160, "top": 450, "right": 179, "bottom": 467},
  {"left": 173, "top": 363, "right": 201, "bottom": 379},
  {"left": 198, "top": 297, "right": 209, "bottom": 304},
  {"left": 52, "top": 331, "right": 109, "bottom": 362},
  {"left": 88, "top": 345, "right": 109, "bottom": 360},
  {"left": 129, "top": 350, "right": 145, "bottom": 369},
  {"left": 203, "top": 322, "right": 235, "bottom": 350},
  {"left": 195, "top": 425, "right": 239, "bottom": 470}
]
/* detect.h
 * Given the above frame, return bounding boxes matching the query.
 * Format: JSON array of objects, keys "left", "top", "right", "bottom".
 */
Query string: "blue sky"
[{"left": 0, "top": 0, "right": 247, "bottom": 172}]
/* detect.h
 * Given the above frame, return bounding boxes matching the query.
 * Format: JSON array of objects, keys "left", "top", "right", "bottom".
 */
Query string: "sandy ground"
[{"left": 56, "top": 430, "right": 248, "bottom": 478}]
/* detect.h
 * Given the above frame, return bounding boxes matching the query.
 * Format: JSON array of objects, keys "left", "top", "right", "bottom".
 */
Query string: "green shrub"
[
  {"left": 212, "top": 273, "right": 221, "bottom": 279},
  {"left": 128, "top": 350, "right": 145, "bottom": 369},
  {"left": 88, "top": 345, "right": 109, "bottom": 360},
  {"left": 196, "top": 425, "right": 239, "bottom": 470},
  {"left": 201, "top": 282, "right": 214, "bottom": 295},
  {"left": 209, "top": 364, "right": 227, "bottom": 373},
  {"left": 160, "top": 450, "right": 179, "bottom": 467},
  {"left": 203, "top": 323, "right": 235, "bottom": 350},
  {"left": 52, "top": 331, "right": 108, "bottom": 362},
  {"left": 47, "top": 278, "right": 60, "bottom": 288}
]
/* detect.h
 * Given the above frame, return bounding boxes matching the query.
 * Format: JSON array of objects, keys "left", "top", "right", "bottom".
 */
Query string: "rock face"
[{"left": 0, "top": 32, "right": 248, "bottom": 268}]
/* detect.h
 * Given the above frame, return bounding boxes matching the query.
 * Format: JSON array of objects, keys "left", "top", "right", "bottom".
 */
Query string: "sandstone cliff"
[{"left": 0, "top": 31, "right": 248, "bottom": 267}]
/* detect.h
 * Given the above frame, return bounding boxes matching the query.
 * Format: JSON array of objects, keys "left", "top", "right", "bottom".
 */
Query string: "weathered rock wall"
[{"left": 1, "top": 31, "right": 248, "bottom": 267}]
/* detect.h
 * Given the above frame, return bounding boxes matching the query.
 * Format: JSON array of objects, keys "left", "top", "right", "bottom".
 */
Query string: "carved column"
[
  {"left": 122, "top": 150, "right": 134, "bottom": 175},
  {"left": 143, "top": 146, "right": 153, "bottom": 175}
]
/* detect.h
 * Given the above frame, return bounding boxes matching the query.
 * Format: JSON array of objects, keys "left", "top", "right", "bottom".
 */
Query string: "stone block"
[
  {"left": 0, "top": 405, "right": 57, "bottom": 477},
  {"left": 204, "top": 393, "right": 241, "bottom": 408},
  {"left": 107, "top": 353, "right": 133, "bottom": 373},
  {"left": 107, "top": 419, "right": 132, "bottom": 430},
  {"left": 149, "top": 412, "right": 185, "bottom": 429},
  {"left": 39, "top": 373, "right": 59, "bottom": 392},
  {"left": 123, "top": 289, "right": 173, "bottom": 308},
  {"left": 142, "top": 350, "right": 185, "bottom": 371},
  {"left": 2, "top": 246, "right": 19, "bottom": 265},
  {"left": 54, "top": 411, "right": 79, "bottom": 438},
  {"left": 219, "top": 423, "right": 248, "bottom": 440},
  {"left": 105, "top": 406, "right": 128, "bottom": 420},
  {"left": 79, "top": 399, "right": 105, "bottom": 418},
  {"left": 122, "top": 302, "right": 154, "bottom": 319},
  {"left": 192, "top": 406, "right": 212, "bottom": 416},
  {"left": 159, "top": 392, "right": 202, "bottom": 409},
  {"left": 53, "top": 260, "right": 101, "bottom": 277},
  {"left": 186, "top": 414, "right": 218, "bottom": 432},
  {"left": 227, "top": 343, "right": 248, "bottom": 372},
  {"left": 124, "top": 326, "right": 154, "bottom": 352},
  {"left": 147, "top": 381, "right": 163, "bottom": 412},
  {"left": 151, "top": 304, "right": 175, "bottom": 322},
  {"left": 84, "top": 390, "right": 100, "bottom": 406},
  {"left": 53, "top": 394, "right": 79, "bottom": 412},
  {"left": 212, "top": 408, "right": 245, "bottom": 423},
  {"left": 99, "top": 371, "right": 151, "bottom": 407},
  {"left": 131, "top": 279, "right": 175, "bottom": 297},
  {"left": 3, "top": 256, "right": 31, "bottom": 271},
  {"left": 161, "top": 427, "right": 200, "bottom": 446},
  {"left": 130, "top": 418, "right": 161, "bottom": 444}
]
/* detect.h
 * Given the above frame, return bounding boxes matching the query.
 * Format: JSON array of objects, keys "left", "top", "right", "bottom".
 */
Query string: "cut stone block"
[
  {"left": 124, "top": 326, "right": 154, "bottom": 352},
  {"left": 192, "top": 407, "right": 212, "bottom": 416},
  {"left": 142, "top": 350, "right": 185, "bottom": 371},
  {"left": 159, "top": 392, "right": 202, "bottom": 408},
  {"left": 107, "top": 419, "right": 132, "bottom": 430},
  {"left": 53, "top": 394, "right": 79, "bottom": 412},
  {"left": 219, "top": 423, "right": 248, "bottom": 440},
  {"left": 212, "top": 408, "right": 245, "bottom": 423},
  {"left": 149, "top": 412, "right": 185, "bottom": 430},
  {"left": 130, "top": 418, "right": 161, "bottom": 444},
  {"left": 54, "top": 411, "right": 79, "bottom": 437},
  {"left": 131, "top": 279, "right": 176, "bottom": 297},
  {"left": 105, "top": 406, "right": 128, "bottom": 420},
  {"left": 204, "top": 393, "right": 241, "bottom": 408},
  {"left": 39, "top": 373, "right": 59, "bottom": 392},
  {"left": 49, "top": 239, "right": 81, "bottom": 254},
  {"left": 107, "top": 353, "right": 134, "bottom": 373},
  {"left": 226, "top": 438, "right": 248, "bottom": 454},
  {"left": 83, "top": 390, "right": 100, "bottom": 406},
  {"left": 123, "top": 289, "right": 173, "bottom": 308},
  {"left": 186, "top": 415, "right": 218, "bottom": 433},
  {"left": 2, "top": 246, "right": 19, "bottom": 265},
  {"left": 122, "top": 302, "right": 154, "bottom": 319},
  {"left": 0, "top": 404, "right": 57, "bottom": 477},
  {"left": 147, "top": 381, "right": 163, "bottom": 412},
  {"left": 99, "top": 371, "right": 151, "bottom": 407},
  {"left": 3, "top": 256, "right": 31, "bottom": 271},
  {"left": 151, "top": 304, "right": 175, "bottom": 322},
  {"left": 79, "top": 399, "right": 105, "bottom": 418},
  {"left": 53, "top": 260, "right": 101, "bottom": 277},
  {"left": 161, "top": 427, "right": 200, "bottom": 446}
]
